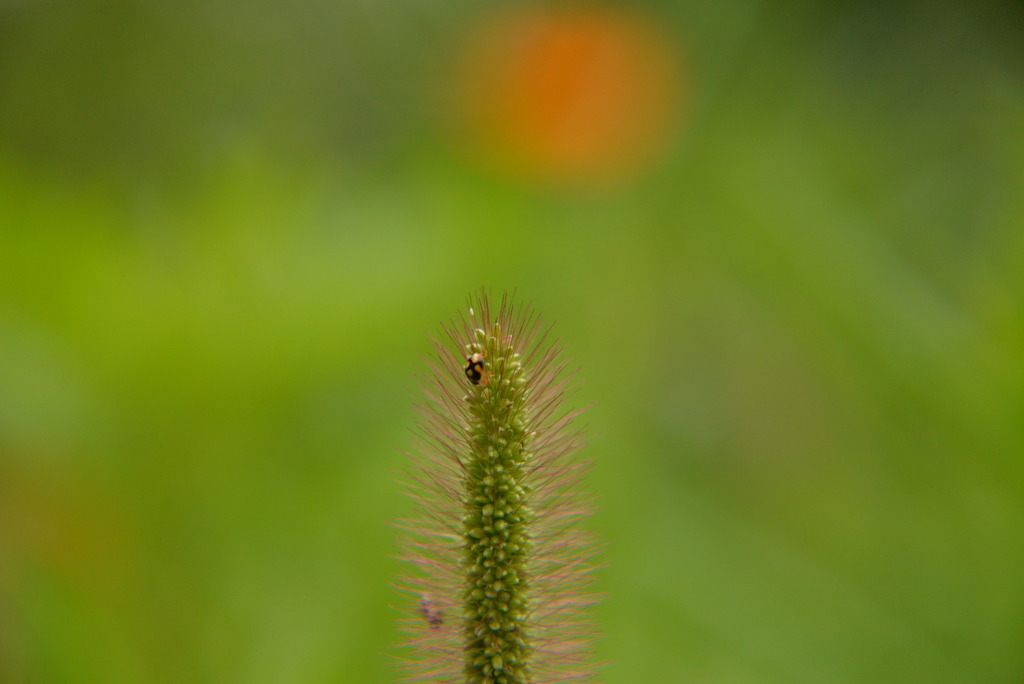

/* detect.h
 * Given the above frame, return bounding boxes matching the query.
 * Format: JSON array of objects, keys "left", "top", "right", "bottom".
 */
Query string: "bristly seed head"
[{"left": 395, "top": 289, "right": 602, "bottom": 683}]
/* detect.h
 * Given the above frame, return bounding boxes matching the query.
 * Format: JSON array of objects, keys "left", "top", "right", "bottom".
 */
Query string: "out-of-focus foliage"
[{"left": 1, "top": 1, "right": 1022, "bottom": 682}]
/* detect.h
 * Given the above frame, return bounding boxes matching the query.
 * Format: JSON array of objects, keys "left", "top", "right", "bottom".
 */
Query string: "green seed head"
[{"left": 395, "top": 290, "right": 601, "bottom": 682}]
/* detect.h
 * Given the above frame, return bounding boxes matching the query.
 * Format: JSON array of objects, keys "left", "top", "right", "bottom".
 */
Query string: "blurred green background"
[{"left": 1, "top": 0, "right": 1023, "bottom": 682}]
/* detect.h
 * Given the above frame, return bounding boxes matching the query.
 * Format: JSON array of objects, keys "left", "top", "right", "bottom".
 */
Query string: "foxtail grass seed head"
[{"left": 395, "top": 290, "right": 602, "bottom": 683}]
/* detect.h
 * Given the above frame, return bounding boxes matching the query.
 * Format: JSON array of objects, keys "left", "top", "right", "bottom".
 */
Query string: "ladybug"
[{"left": 465, "top": 353, "right": 485, "bottom": 385}]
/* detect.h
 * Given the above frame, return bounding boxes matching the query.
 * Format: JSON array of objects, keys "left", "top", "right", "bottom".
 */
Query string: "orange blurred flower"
[{"left": 451, "top": 6, "right": 687, "bottom": 188}]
